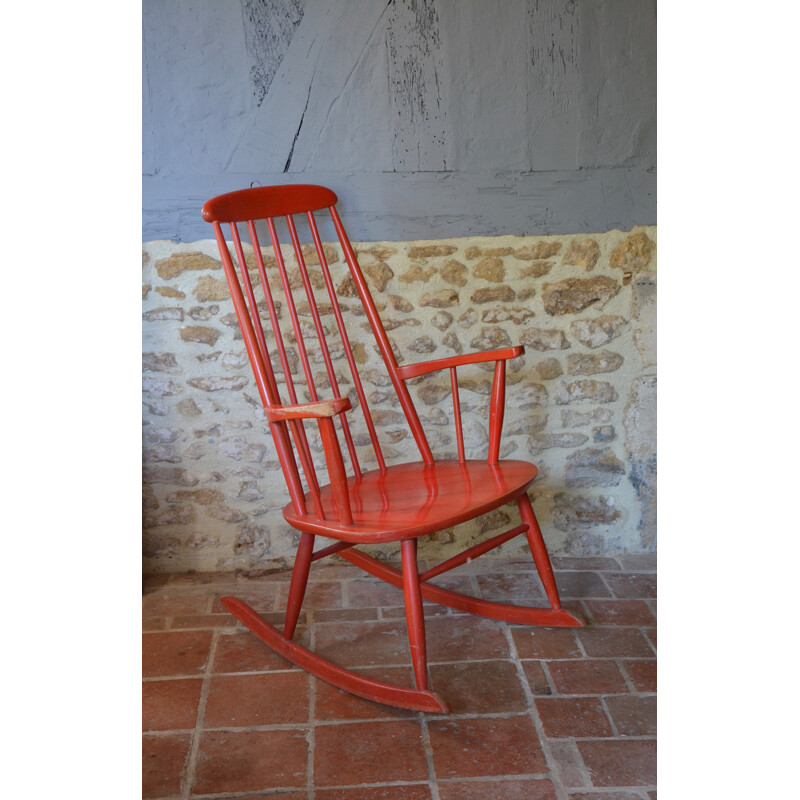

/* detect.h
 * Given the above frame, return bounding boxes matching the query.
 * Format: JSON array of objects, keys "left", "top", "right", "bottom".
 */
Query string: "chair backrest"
[{"left": 202, "top": 185, "right": 435, "bottom": 519}]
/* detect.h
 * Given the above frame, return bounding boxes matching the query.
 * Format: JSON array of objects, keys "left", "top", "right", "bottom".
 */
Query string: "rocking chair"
[{"left": 201, "top": 184, "right": 584, "bottom": 713}]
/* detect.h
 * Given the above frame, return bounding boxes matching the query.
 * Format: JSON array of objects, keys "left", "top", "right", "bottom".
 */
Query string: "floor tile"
[
  {"left": 427, "top": 715, "right": 546, "bottom": 779},
  {"left": 602, "top": 573, "right": 657, "bottom": 599},
  {"left": 576, "top": 628, "right": 655, "bottom": 658},
  {"left": 314, "top": 666, "right": 418, "bottom": 722},
  {"left": 584, "top": 600, "right": 657, "bottom": 627},
  {"left": 314, "top": 785, "right": 432, "bottom": 799},
  {"left": 314, "top": 608, "right": 380, "bottom": 623},
  {"left": 428, "top": 660, "right": 528, "bottom": 714},
  {"left": 211, "top": 587, "right": 277, "bottom": 613},
  {"left": 143, "top": 574, "right": 172, "bottom": 592},
  {"left": 142, "top": 555, "right": 657, "bottom": 798},
  {"left": 547, "top": 741, "right": 590, "bottom": 788},
  {"left": 604, "top": 695, "right": 657, "bottom": 737},
  {"left": 192, "top": 729, "right": 309, "bottom": 794},
  {"left": 277, "top": 580, "right": 344, "bottom": 610},
  {"left": 380, "top": 603, "right": 450, "bottom": 619},
  {"left": 535, "top": 696, "right": 613, "bottom": 738},
  {"left": 521, "top": 660, "right": 554, "bottom": 695},
  {"left": 616, "top": 554, "right": 657, "bottom": 571},
  {"left": 512, "top": 626, "right": 581, "bottom": 659},
  {"left": 142, "top": 733, "right": 191, "bottom": 798},
  {"left": 142, "top": 678, "right": 203, "bottom": 732},
  {"left": 346, "top": 578, "right": 406, "bottom": 607},
  {"left": 476, "top": 572, "right": 545, "bottom": 603},
  {"left": 425, "top": 615, "right": 511, "bottom": 662},
  {"left": 577, "top": 739, "right": 656, "bottom": 787},
  {"left": 204, "top": 672, "right": 310, "bottom": 727},
  {"left": 547, "top": 660, "right": 629, "bottom": 695},
  {"left": 438, "top": 778, "right": 557, "bottom": 799},
  {"left": 143, "top": 630, "right": 213, "bottom": 678},
  {"left": 170, "top": 613, "right": 238, "bottom": 630},
  {"left": 623, "top": 660, "right": 657, "bottom": 693},
  {"left": 551, "top": 571, "right": 612, "bottom": 598},
  {"left": 213, "top": 630, "right": 302, "bottom": 673},
  {"left": 142, "top": 591, "right": 209, "bottom": 617},
  {"left": 315, "top": 620, "right": 412, "bottom": 667},
  {"left": 552, "top": 556, "right": 620, "bottom": 571},
  {"left": 314, "top": 720, "right": 428, "bottom": 786}
]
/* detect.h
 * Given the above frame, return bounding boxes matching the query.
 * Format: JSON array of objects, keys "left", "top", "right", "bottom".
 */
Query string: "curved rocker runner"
[{"left": 202, "top": 184, "right": 585, "bottom": 712}]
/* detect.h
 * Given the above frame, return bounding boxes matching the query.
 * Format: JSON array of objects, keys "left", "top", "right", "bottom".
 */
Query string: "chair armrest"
[
  {"left": 264, "top": 397, "right": 352, "bottom": 422},
  {"left": 396, "top": 346, "right": 524, "bottom": 380}
]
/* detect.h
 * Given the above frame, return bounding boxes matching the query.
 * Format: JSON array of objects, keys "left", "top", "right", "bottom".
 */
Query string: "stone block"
[
  {"left": 552, "top": 493, "right": 621, "bottom": 532},
  {"left": 554, "top": 380, "right": 618, "bottom": 405},
  {"left": 570, "top": 315, "right": 627, "bottom": 348},
  {"left": 520, "top": 328, "right": 570, "bottom": 351},
  {"left": 194, "top": 275, "right": 230, "bottom": 302},
  {"left": 562, "top": 238, "right": 601, "bottom": 271},
  {"left": 542, "top": 277, "right": 619, "bottom": 315},
  {"left": 155, "top": 252, "right": 220, "bottom": 280},
  {"left": 566, "top": 351, "right": 624, "bottom": 375},
  {"left": 420, "top": 289, "right": 459, "bottom": 308},
  {"left": 471, "top": 286, "right": 516, "bottom": 304},
  {"left": 565, "top": 448, "right": 626, "bottom": 487},
  {"left": 180, "top": 326, "right": 222, "bottom": 347},
  {"left": 441, "top": 259, "right": 468, "bottom": 286}
]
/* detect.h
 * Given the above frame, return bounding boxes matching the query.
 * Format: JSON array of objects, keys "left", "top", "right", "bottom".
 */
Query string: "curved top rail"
[{"left": 202, "top": 184, "right": 339, "bottom": 223}]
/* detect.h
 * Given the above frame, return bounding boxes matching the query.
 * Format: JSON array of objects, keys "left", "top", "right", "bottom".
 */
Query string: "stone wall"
[{"left": 142, "top": 227, "right": 656, "bottom": 574}]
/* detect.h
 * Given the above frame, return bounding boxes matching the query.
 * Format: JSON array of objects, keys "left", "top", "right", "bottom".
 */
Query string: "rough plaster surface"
[
  {"left": 142, "top": 0, "right": 656, "bottom": 242},
  {"left": 142, "top": 227, "right": 656, "bottom": 574}
]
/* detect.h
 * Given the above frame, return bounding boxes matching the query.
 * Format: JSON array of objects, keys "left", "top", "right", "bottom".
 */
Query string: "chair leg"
[
  {"left": 283, "top": 531, "right": 315, "bottom": 640},
  {"left": 517, "top": 493, "right": 562, "bottom": 612},
  {"left": 401, "top": 538, "right": 429, "bottom": 691}
]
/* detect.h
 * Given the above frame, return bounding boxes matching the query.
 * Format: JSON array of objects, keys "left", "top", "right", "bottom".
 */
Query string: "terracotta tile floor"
[{"left": 143, "top": 554, "right": 656, "bottom": 799}]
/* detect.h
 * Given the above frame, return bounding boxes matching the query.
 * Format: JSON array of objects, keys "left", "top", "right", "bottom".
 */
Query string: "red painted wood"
[
  {"left": 211, "top": 220, "right": 308, "bottom": 517},
  {"left": 264, "top": 397, "right": 351, "bottom": 422},
  {"left": 330, "top": 205, "right": 435, "bottom": 465},
  {"left": 418, "top": 523, "right": 529, "bottom": 582},
  {"left": 282, "top": 459, "right": 539, "bottom": 542},
  {"left": 284, "top": 532, "right": 314, "bottom": 640},
  {"left": 288, "top": 213, "right": 362, "bottom": 478},
  {"left": 202, "top": 184, "right": 338, "bottom": 222},
  {"left": 221, "top": 596, "right": 450, "bottom": 713},
  {"left": 340, "top": 548, "right": 584, "bottom": 627},
  {"left": 202, "top": 184, "right": 587, "bottom": 713},
  {"left": 488, "top": 359, "right": 506, "bottom": 464},
  {"left": 306, "top": 210, "right": 377, "bottom": 476},
  {"left": 318, "top": 416, "right": 353, "bottom": 526},
  {"left": 267, "top": 217, "right": 319, "bottom": 401},
  {"left": 310, "top": 540, "right": 354, "bottom": 562},
  {"left": 518, "top": 493, "right": 563, "bottom": 611},
  {"left": 450, "top": 367, "right": 465, "bottom": 462},
  {"left": 396, "top": 346, "right": 524, "bottom": 380},
  {"left": 401, "top": 539, "right": 428, "bottom": 690}
]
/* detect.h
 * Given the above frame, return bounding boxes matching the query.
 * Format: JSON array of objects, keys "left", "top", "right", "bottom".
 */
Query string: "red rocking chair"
[{"left": 202, "top": 185, "right": 584, "bottom": 713}]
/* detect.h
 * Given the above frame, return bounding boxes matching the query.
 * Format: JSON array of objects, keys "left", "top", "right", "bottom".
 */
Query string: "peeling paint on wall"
[
  {"left": 242, "top": 0, "right": 304, "bottom": 106},
  {"left": 387, "top": 0, "right": 448, "bottom": 171},
  {"left": 142, "top": 0, "right": 656, "bottom": 242}
]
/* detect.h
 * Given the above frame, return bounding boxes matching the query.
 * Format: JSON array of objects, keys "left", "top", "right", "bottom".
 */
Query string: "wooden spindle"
[
  {"left": 488, "top": 359, "right": 506, "bottom": 464},
  {"left": 330, "top": 206, "right": 434, "bottom": 465},
  {"left": 211, "top": 221, "right": 307, "bottom": 516},
  {"left": 450, "top": 366, "right": 465, "bottom": 462}
]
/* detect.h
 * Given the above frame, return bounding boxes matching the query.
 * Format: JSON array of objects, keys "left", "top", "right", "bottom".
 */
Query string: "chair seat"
[{"left": 283, "top": 459, "right": 539, "bottom": 543}]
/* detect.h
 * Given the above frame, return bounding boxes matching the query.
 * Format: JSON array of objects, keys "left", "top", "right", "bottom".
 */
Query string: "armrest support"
[
  {"left": 264, "top": 397, "right": 352, "bottom": 423},
  {"left": 396, "top": 346, "right": 524, "bottom": 380}
]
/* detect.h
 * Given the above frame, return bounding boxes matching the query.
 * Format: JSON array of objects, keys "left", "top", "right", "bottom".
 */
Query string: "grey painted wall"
[{"left": 143, "top": 0, "right": 656, "bottom": 242}]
